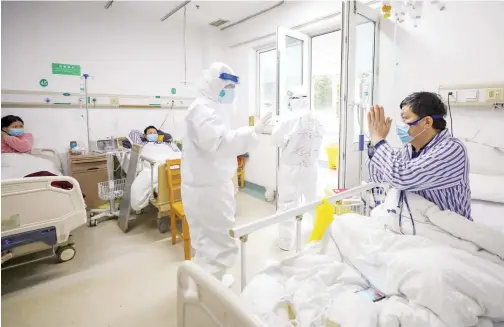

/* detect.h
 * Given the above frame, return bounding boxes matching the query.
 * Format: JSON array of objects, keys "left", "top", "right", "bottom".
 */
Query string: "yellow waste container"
[{"left": 326, "top": 143, "right": 339, "bottom": 170}]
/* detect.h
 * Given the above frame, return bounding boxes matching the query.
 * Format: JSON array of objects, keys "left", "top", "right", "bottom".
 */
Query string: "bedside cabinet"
[{"left": 68, "top": 153, "right": 108, "bottom": 209}]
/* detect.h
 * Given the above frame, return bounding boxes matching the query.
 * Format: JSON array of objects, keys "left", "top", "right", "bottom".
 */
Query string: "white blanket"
[
  {"left": 130, "top": 143, "right": 181, "bottom": 210},
  {"left": 1, "top": 153, "right": 61, "bottom": 179},
  {"left": 242, "top": 190, "right": 504, "bottom": 327}
]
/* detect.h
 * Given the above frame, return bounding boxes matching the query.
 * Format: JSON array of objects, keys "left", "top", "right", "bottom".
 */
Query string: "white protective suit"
[
  {"left": 181, "top": 62, "right": 270, "bottom": 283},
  {"left": 272, "top": 91, "right": 324, "bottom": 250}
]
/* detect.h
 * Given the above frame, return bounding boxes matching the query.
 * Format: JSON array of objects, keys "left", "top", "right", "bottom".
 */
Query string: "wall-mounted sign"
[
  {"left": 39, "top": 79, "right": 48, "bottom": 87},
  {"left": 52, "top": 63, "right": 81, "bottom": 76},
  {"left": 171, "top": 88, "right": 177, "bottom": 95}
]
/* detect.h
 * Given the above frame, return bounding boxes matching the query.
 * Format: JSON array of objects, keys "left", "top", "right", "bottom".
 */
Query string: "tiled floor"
[{"left": 1, "top": 193, "right": 287, "bottom": 327}]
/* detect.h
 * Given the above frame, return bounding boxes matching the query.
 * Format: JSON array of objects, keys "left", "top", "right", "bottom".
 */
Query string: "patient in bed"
[
  {"left": 1, "top": 115, "right": 33, "bottom": 154},
  {"left": 125, "top": 126, "right": 172, "bottom": 148}
]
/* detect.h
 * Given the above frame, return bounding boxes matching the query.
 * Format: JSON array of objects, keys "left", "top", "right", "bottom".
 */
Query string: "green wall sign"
[
  {"left": 171, "top": 88, "right": 177, "bottom": 95},
  {"left": 39, "top": 79, "right": 48, "bottom": 87},
  {"left": 52, "top": 63, "right": 81, "bottom": 76}
]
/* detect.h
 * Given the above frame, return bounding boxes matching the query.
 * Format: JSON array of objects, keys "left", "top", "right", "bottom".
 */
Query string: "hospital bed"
[
  {"left": 110, "top": 142, "right": 183, "bottom": 233},
  {"left": 177, "top": 183, "right": 385, "bottom": 327},
  {"left": 177, "top": 183, "right": 504, "bottom": 327},
  {"left": 86, "top": 136, "right": 180, "bottom": 229},
  {"left": 1, "top": 149, "right": 87, "bottom": 268}
]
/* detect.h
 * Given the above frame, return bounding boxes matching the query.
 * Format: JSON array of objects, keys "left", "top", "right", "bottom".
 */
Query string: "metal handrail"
[{"left": 231, "top": 182, "right": 387, "bottom": 290}]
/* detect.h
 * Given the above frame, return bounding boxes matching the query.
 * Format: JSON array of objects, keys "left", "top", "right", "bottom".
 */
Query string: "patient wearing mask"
[
  {"left": 125, "top": 126, "right": 173, "bottom": 148},
  {"left": 143, "top": 126, "right": 166, "bottom": 143},
  {"left": 1, "top": 115, "right": 33, "bottom": 154},
  {"left": 367, "top": 92, "right": 471, "bottom": 220}
]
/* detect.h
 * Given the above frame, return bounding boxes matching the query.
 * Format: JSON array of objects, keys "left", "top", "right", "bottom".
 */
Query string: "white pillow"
[
  {"left": 464, "top": 141, "right": 504, "bottom": 175},
  {"left": 470, "top": 173, "right": 504, "bottom": 203}
]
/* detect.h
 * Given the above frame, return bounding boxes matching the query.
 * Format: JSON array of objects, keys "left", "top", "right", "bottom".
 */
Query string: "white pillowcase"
[
  {"left": 470, "top": 173, "right": 504, "bottom": 203},
  {"left": 464, "top": 141, "right": 504, "bottom": 175}
]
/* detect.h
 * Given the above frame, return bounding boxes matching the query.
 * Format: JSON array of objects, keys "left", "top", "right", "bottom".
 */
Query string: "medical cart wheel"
[
  {"left": 89, "top": 219, "right": 98, "bottom": 227},
  {"left": 57, "top": 245, "right": 76, "bottom": 263},
  {"left": 157, "top": 217, "right": 169, "bottom": 234}
]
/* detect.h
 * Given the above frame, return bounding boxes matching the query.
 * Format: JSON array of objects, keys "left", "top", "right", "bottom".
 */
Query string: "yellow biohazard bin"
[{"left": 326, "top": 143, "right": 339, "bottom": 170}]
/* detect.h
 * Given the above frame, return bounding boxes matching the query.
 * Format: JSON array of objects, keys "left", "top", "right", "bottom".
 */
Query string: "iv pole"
[
  {"left": 82, "top": 74, "right": 91, "bottom": 151},
  {"left": 357, "top": 73, "right": 370, "bottom": 184}
]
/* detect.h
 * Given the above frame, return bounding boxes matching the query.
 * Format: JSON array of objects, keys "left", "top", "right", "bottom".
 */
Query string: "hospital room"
[{"left": 1, "top": 0, "right": 504, "bottom": 326}]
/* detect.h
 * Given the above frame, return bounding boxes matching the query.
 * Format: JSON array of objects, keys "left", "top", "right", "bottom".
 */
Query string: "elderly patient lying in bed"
[{"left": 241, "top": 189, "right": 504, "bottom": 327}]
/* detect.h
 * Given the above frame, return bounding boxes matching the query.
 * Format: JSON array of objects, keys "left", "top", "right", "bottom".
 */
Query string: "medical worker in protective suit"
[
  {"left": 272, "top": 88, "right": 324, "bottom": 251},
  {"left": 181, "top": 62, "right": 272, "bottom": 286}
]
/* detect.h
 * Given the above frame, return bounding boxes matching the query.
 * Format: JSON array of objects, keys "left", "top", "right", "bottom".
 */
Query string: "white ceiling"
[{"left": 106, "top": 1, "right": 283, "bottom": 29}]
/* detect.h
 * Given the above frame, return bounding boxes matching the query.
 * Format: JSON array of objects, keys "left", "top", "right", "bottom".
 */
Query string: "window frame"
[
  {"left": 254, "top": 23, "right": 377, "bottom": 141},
  {"left": 255, "top": 45, "right": 277, "bottom": 125},
  {"left": 255, "top": 29, "right": 342, "bottom": 121}
]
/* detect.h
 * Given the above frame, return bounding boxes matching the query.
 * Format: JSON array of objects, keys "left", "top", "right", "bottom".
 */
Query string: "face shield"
[
  {"left": 199, "top": 63, "right": 239, "bottom": 103},
  {"left": 218, "top": 73, "right": 239, "bottom": 104}
]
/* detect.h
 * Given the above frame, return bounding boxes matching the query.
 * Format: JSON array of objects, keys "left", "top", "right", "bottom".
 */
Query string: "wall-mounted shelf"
[{"left": 1, "top": 89, "right": 195, "bottom": 109}]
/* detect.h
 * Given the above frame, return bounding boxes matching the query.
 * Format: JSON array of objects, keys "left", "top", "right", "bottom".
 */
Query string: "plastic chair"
[{"left": 165, "top": 159, "right": 191, "bottom": 260}]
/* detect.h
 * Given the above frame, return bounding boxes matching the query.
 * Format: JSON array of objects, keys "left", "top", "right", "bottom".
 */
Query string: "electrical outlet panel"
[
  {"left": 440, "top": 90, "right": 457, "bottom": 102},
  {"left": 464, "top": 90, "right": 479, "bottom": 102},
  {"left": 486, "top": 88, "right": 503, "bottom": 101}
]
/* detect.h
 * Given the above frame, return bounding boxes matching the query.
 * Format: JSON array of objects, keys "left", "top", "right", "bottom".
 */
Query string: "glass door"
[{"left": 339, "top": 1, "right": 379, "bottom": 188}]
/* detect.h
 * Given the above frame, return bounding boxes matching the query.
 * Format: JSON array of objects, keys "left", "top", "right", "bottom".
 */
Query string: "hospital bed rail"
[
  {"left": 1, "top": 175, "right": 87, "bottom": 268},
  {"left": 229, "top": 182, "right": 388, "bottom": 291},
  {"left": 139, "top": 154, "right": 157, "bottom": 201}
]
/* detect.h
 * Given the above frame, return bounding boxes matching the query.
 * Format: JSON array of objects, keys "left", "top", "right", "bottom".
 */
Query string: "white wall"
[
  {"left": 377, "top": 1, "right": 504, "bottom": 143},
  {"left": 376, "top": 0, "right": 504, "bottom": 172},
  {"left": 1, "top": 1, "right": 224, "bottom": 172}
]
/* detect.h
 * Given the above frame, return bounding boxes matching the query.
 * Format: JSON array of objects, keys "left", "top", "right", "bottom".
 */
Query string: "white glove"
[{"left": 255, "top": 112, "right": 273, "bottom": 134}]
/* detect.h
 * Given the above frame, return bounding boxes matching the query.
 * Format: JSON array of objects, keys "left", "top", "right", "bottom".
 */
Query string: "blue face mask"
[
  {"left": 219, "top": 89, "right": 236, "bottom": 104},
  {"left": 397, "top": 115, "right": 443, "bottom": 144},
  {"left": 146, "top": 134, "right": 158, "bottom": 142},
  {"left": 8, "top": 128, "right": 24, "bottom": 137},
  {"left": 396, "top": 123, "right": 415, "bottom": 144}
]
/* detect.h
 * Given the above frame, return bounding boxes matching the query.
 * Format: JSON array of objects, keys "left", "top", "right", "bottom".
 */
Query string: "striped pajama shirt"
[{"left": 368, "top": 129, "right": 472, "bottom": 220}]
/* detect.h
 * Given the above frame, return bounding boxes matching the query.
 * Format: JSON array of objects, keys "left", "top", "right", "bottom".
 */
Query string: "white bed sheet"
[
  {"left": 242, "top": 191, "right": 504, "bottom": 327},
  {"left": 130, "top": 143, "right": 181, "bottom": 210},
  {"left": 1, "top": 153, "right": 61, "bottom": 179}
]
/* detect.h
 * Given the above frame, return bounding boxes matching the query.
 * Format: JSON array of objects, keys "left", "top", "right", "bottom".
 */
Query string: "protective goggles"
[
  {"left": 406, "top": 115, "right": 443, "bottom": 126},
  {"left": 219, "top": 72, "right": 239, "bottom": 84}
]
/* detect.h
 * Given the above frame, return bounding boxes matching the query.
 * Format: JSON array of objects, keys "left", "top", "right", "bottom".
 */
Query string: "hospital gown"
[{"left": 368, "top": 129, "right": 472, "bottom": 220}]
